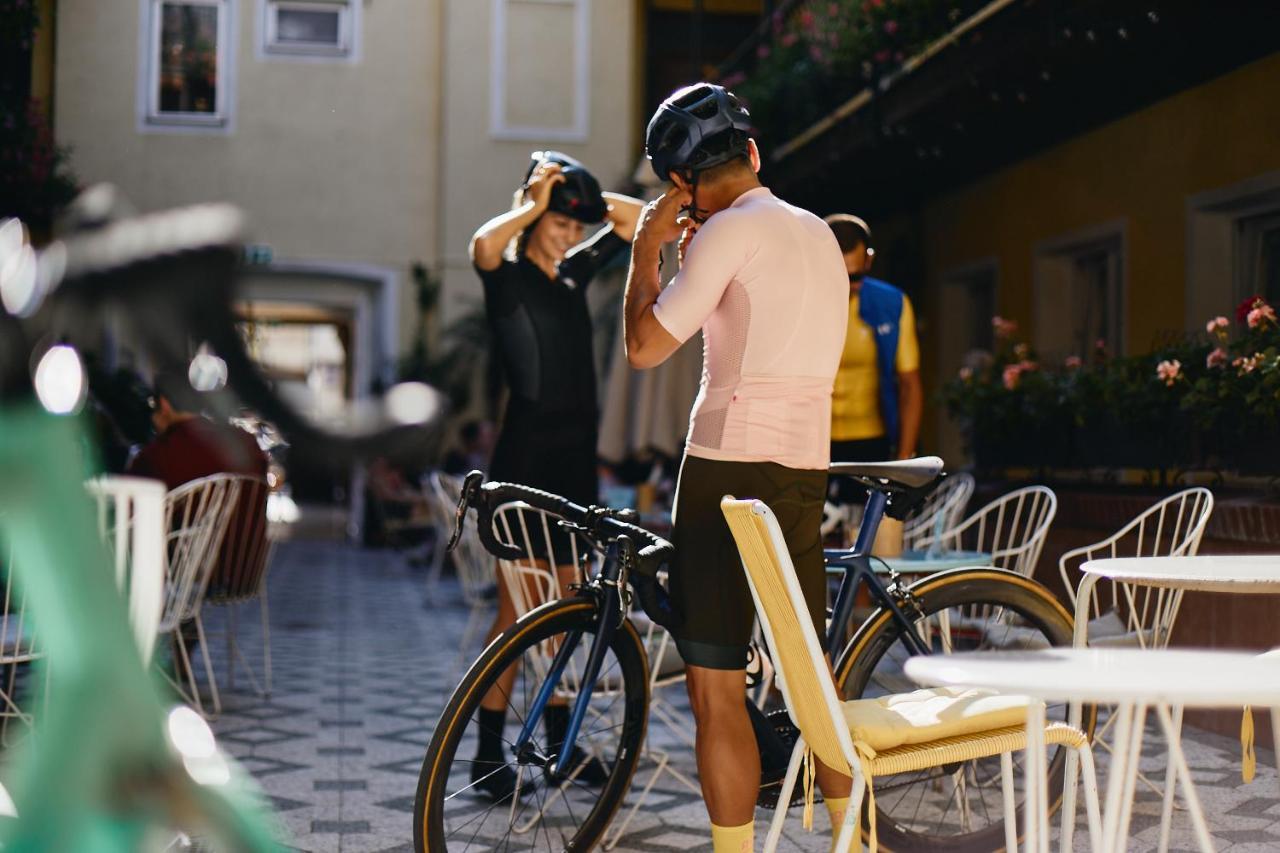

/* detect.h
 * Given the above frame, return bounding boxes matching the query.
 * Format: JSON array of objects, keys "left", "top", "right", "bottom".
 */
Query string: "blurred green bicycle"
[{"left": 0, "top": 187, "right": 442, "bottom": 850}]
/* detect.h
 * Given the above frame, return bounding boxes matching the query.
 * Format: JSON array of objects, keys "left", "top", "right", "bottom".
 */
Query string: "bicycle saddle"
[{"left": 829, "top": 456, "right": 945, "bottom": 489}]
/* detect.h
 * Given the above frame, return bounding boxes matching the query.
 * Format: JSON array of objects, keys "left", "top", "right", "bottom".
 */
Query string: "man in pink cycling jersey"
[{"left": 624, "top": 83, "right": 852, "bottom": 852}]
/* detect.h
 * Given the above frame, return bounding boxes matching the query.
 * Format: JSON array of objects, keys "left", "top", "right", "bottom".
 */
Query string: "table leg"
[
  {"left": 1156, "top": 703, "right": 1216, "bottom": 852},
  {"left": 1062, "top": 574, "right": 1098, "bottom": 853},
  {"left": 1100, "top": 702, "right": 1135, "bottom": 853},
  {"left": 1157, "top": 704, "right": 1184, "bottom": 853},
  {"left": 1114, "top": 703, "right": 1148, "bottom": 851},
  {"left": 1025, "top": 699, "right": 1049, "bottom": 853}
]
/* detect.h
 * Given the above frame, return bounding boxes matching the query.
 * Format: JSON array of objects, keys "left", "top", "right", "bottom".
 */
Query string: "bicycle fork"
[{"left": 513, "top": 547, "right": 626, "bottom": 779}]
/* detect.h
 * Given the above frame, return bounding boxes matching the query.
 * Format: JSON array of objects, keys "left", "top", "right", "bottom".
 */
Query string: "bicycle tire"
[
  {"left": 833, "top": 568, "right": 1094, "bottom": 853},
  {"left": 415, "top": 596, "right": 649, "bottom": 852}
]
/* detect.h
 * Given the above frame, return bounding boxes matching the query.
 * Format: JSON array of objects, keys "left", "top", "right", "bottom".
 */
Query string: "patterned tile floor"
[{"left": 203, "top": 538, "right": 1280, "bottom": 851}]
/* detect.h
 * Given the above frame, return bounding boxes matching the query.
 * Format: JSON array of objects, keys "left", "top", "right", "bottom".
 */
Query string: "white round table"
[{"left": 905, "top": 648, "right": 1280, "bottom": 853}]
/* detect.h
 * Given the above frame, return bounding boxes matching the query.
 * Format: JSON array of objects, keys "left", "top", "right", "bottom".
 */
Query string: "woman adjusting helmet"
[{"left": 522, "top": 150, "right": 608, "bottom": 225}]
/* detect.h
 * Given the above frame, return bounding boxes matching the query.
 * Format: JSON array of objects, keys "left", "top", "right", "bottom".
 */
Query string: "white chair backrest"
[
  {"left": 429, "top": 472, "right": 496, "bottom": 607},
  {"left": 721, "top": 498, "right": 855, "bottom": 778},
  {"left": 0, "top": 521, "right": 39, "bottom": 668},
  {"left": 159, "top": 474, "right": 241, "bottom": 633},
  {"left": 489, "top": 501, "right": 592, "bottom": 620},
  {"left": 902, "top": 472, "right": 975, "bottom": 552},
  {"left": 84, "top": 476, "right": 167, "bottom": 664},
  {"left": 1062, "top": 487, "right": 1214, "bottom": 648},
  {"left": 922, "top": 485, "right": 1057, "bottom": 577}
]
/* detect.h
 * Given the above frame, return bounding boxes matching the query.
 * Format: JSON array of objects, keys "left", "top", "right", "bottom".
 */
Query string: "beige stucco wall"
[
  {"left": 55, "top": 0, "right": 443, "bottom": 358},
  {"left": 438, "top": 0, "right": 639, "bottom": 324}
]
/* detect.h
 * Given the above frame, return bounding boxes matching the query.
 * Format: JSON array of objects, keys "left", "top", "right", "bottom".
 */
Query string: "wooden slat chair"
[
  {"left": 720, "top": 496, "right": 1102, "bottom": 853},
  {"left": 194, "top": 474, "right": 275, "bottom": 705}
]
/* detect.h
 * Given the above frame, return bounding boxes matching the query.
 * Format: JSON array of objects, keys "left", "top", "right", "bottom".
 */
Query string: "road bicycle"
[
  {"left": 0, "top": 187, "right": 441, "bottom": 849},
  {"left": 415, "top": 462, "right": 1090, "bottom": 852}
]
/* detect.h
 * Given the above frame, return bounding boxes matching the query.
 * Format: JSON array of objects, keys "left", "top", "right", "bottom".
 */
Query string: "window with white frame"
[
  {"left": 144, "top": 0, "right": 232, "bottom": 126},
  {"left": 263, "top": 0, "right": 356, "bottom": 59}
]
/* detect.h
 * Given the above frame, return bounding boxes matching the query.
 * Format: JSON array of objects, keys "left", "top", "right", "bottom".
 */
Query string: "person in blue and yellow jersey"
[{"left": 824, "top": 214, "right": 923, "bottom": 483}]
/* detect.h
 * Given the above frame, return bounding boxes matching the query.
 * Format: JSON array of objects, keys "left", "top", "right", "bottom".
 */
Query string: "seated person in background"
[
  {"left": 441, "top": 419, "right": 495, "bottom": 475},
  {"left": 128, "top": 371, "right": 268, "bottom": 488},
  {"left": 364, "top": 455, "right": 433, "bottom": 548}
]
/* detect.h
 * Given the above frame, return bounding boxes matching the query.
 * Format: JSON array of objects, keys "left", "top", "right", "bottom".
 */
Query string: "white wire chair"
[
  {"left": 902, "top": 471, "right": 975, "bottom": 552},
  {"left": 428, "top": 472, "right": 496, "bottom": 656},
  {"left": 1059, "top": 487, "right": 1215, "bottom": 823},
  {"left": 1060, "top": 487, "right": 1214, "bottom": 649},
  {"left": 194, "top": 474, "right": 276, "bottom": 705},
  {"left": 487, "top": 500, "right": 697, "bottom": 850},
  {"left": 917, "top": 485, "right": 1058, "bottom": 578},
  {"left": 85, "top": 476, "right": 168, "bottom": 666},
  {"left": 0, "top": 518, "right": 44, "bottom": 746},
  {"left": 159, "top": 474, "right": 241, "bottom": 717}
]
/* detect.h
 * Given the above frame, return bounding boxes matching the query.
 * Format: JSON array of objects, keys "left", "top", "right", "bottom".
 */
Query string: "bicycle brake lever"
[{"left": 447, "top": 470, "right": 485, "bottom": 552}]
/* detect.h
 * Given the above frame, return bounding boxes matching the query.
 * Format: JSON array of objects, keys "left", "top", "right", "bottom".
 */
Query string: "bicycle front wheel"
[
  {"left": 415, "top": 596, "right": 649, "bottom": 852},
  {"left": 834, "top": 568, "right": 1090, "bottom": 853}
]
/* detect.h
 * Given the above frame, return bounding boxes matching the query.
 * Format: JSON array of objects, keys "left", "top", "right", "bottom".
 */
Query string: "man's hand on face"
[{"left": 636, "top": 185, "right": 692, "bottom": 248}]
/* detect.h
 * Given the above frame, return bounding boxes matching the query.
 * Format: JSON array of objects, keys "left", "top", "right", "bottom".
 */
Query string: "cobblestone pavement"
[{"left": 204, "top": 539, "right": 1280, "bottom": 852}]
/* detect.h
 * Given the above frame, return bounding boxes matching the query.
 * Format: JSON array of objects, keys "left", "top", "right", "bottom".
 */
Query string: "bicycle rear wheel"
[
  {"left": 834, "top": 568, "right": 1091, "bottom": 853},
  {"left": 415, "top": 596, "right": 648, "bottom": 852}
]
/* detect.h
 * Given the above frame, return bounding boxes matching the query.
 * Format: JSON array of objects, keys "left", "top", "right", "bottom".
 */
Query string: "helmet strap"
[{"left": 681, "top": 170, "right": 711, "bottom": 225}]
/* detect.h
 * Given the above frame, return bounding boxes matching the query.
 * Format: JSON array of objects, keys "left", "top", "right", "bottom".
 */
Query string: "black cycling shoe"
[
  {"left": 557, "top": 746, "right": 611, "bottom": 786},
  {"left": 470, "top": 760, "right": 533, "bottom": 802}
]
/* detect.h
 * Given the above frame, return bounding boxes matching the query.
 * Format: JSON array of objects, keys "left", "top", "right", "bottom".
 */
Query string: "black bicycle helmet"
[
  {"left": 523, "top": 150, "right": 607, "bottom": 224},
  {"left": 645, "top": 83, "right": 752, "bottom": 182}
]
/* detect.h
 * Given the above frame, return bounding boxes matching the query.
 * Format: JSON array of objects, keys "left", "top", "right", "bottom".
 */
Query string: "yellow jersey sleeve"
[{"left": 895, "top": 295, "right": 920, "bottom": 373}]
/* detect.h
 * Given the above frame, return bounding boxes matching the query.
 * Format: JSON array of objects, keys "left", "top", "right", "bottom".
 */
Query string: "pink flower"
[
  {"left": 1235, "top": 354, "right": 1262, "bottom": 375},
  {"left": 874, "top": 48, "right": 891, "bottom": 63},
  {"left": 991, "top": 316, "right": 1018, "bottom": 339},
  {"left": 756, "top": 44, "right": 772, "bottom": 59},
  {"left": 781, "top": 32, "right": 799, "bottom": 47},
  {"left": 958, "top": 366, "right": 973, "bottom": 381},
  {"left": 1205, "top": 315, "right": 1229, "bottom": 335},
  {"left": 1206, "top": 347, "right": 1228, "bottom": 369},
  {"left": 1002, "top": 365, "right": 1021, "bottom": 390},
  {"left": 798, "top": 9, "right": 815, "bottom": 29},
  {"left": 810, "top": 44, "right": 826, "bottom": 62},
  {"left": 828, "top": 2, "right": 840, "bottom": 15},
  {"left": 721, "top": 70, "right": 747, "bottom": 88},
  {"left": 883, "top": 19, "right": 899, "bottom": 35},
  {"left": 1156, "top": 359, "right": 1182, "bottom": 386},
  {"left": 1247, "top": 301, "right": 1276, "bottom": 329},
  {"left": 1095, "top": 338, "right": 1107, "bottom": 350},
  {"left": 1064, "top": 355, "right": 1083, "bottom": 370},
  {"left": 1018, "top": 359, "right": 1038, "bottom": 372}
]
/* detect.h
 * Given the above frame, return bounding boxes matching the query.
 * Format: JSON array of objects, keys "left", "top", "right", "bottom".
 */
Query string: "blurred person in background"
[
  {"left": 824, "top": 215, "right": 922, "bottom": 470},
  {"left": 466, "top": 150, "right": 644, "bottom": 800},
  {"left": 128, "top": 370, "right": 268, "bottom": 488}
]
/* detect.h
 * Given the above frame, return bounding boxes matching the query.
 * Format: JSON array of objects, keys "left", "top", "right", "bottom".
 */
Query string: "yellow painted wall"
[
  {"left": 924, "top": 51, "right": 1280, "bottom": 359},
  {"left": 915, "top": 50, "right": 1280, "bottom": 455},
  {"left": 30, "top": 0, "right": 56, "bottom": 117}
]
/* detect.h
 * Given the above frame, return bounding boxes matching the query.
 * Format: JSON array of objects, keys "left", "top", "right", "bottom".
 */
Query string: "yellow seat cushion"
[{"left": 842, "top": 686, "right": 1032, "bottom": 753}]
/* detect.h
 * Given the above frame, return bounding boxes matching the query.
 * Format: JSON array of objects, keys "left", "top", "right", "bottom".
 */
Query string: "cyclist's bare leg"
[
  {"left": 480, "top": 559, "right": 577, "bottom": 712},
  {"left": 686, "top": 664, "right": 760, "bottom": 826}
]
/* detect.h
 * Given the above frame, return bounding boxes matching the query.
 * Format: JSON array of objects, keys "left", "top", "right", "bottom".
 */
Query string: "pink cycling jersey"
[{"left": 653, "top": 187, "right": 848, "bottom": 471}]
